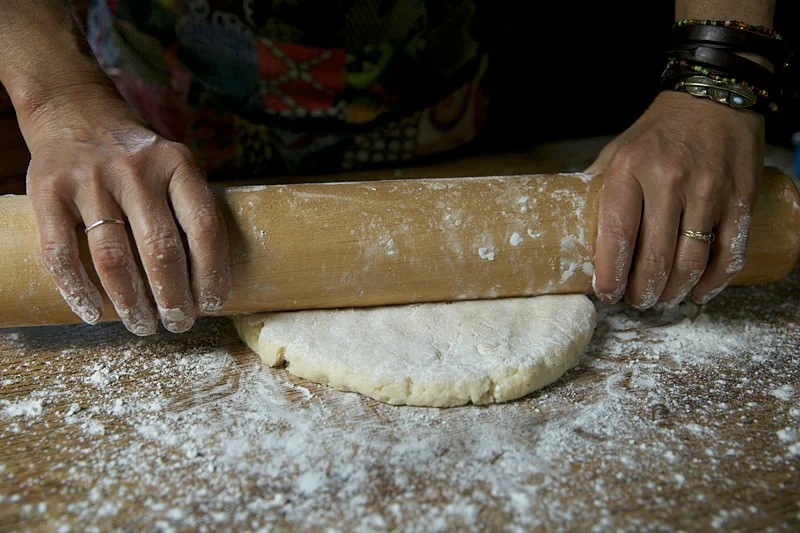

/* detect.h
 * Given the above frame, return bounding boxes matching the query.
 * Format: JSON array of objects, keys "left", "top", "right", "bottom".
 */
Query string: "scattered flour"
[
  {"left": 771, "top": 384, "right": 795, "bottom": 401},
  {"left": 2, "top": 397, "right": 46, "bottom": 417},
  {"left": 1, "top": 212, "right": 799, "bottom": 532},
  {"left": 477, "top": 246, "right": 495, "bottom": 261}
]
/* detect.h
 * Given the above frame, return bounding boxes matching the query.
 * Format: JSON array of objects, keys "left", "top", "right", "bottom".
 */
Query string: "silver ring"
[
  {"left": 84, "top": 218, "right": 126, "bottom": 235},
  {"left": 681, "top": 229, "right": 715, "bottom": 244}
]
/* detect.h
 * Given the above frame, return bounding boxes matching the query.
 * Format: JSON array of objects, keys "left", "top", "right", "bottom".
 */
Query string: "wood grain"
[
  {"left": 0, "top": 144, "right": 798, "bottom": 532},
  {"left": 1, "top": 265, "right": 798, "bottom": 532},
  {"left": 1, "top": 167, "right": 798, "bottom": 328}
]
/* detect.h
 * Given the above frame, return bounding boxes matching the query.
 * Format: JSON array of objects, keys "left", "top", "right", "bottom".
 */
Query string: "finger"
[
  {"left": 33, "top": 194, "right": 104, "bottom": 324},
  {"left": 692, "top": 198, "right": 752, "bottom": 305},
  {"left": 122, "top": 188, "right": 196, "bottom": 333},
  {"left": 168, "top": 159, "right": 231, "bottom": 314},
  {"left": 657, "top": 199, "right": 718, "bottom": 309},
  {"left": 585, "top": 139, "right": 621, "bottom": 175},
  {"left": 593, "top": 170, "right": 643, "bottom": 304},
  {"left": 626, "top": 185, "right": 682, "bottom": 310},
  {"left": 83, "top": 204, "right": 158, "bottom": 337}
]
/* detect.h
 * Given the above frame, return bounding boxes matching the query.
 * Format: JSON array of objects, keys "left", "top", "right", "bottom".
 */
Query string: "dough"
[{"left": 234, "top": 295, "right": 597, "bottom": 407}]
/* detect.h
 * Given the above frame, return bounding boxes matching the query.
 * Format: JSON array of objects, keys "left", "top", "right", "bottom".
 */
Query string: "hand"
[
  {"left": 23, "top": 84, "right": 231, "bottom": 335},
  {"left": 587, "top": 90, "right": 764, "bottom": 310}
]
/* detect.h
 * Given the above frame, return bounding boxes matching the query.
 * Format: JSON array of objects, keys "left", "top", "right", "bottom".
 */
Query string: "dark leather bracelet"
[
  {"left": 672, "top": 24, "right": 789, "bottom": 69},
  {"left": 667, "top": 46, "right": 775, "bottom": 89}
]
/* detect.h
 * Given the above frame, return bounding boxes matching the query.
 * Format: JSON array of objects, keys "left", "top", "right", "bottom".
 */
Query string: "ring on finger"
[
  {"left": 680, "top": 229, "right": 715, "bottom": 244},
  {"left": 84, "top": 218, "right": 126, "bottom": 235}
]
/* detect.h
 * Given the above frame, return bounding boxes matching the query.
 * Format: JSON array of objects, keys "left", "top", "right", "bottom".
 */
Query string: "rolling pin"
[{"left": 0, "top": 167, "right": 798, "bottom": 328}]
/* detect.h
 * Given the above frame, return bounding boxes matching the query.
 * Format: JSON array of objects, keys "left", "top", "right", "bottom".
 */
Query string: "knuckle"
[
  {"left": 652, "top": 162, "right": 686, "bottom": 189},
  {"left": 143, "top": 228, "right": 183, "bottom": 265},
  {"left": 92, "top": 240, "right": 131, "bottom": 273},
  {"left": 163, "top": 140, "right": 194, "bottom": 161},
  {"left": 78, "top": 166, "right": 113, "bottom": 197},
  {"left": 606, "top": 144, "right": 644, "bottom": 176},
  {"left": 639, "top": 248, "right": 668, "bottom": 275},
  {"left": 693, "top": 175, "right": 728, "bottom": 205},
  {"left": 41, "top": 243, "right": 75, "bottom": 276},
  {"left": 598, "top": 211, "right": 632, "bottom": 245},
  {"left": 165, "top": 143, "right": 201, "bottom": 178},
  {"left": 187, "top": 204, "right": 224, "bottom": 240},
  {"left": 673, "top": 251, "right": 709, "bottom": 276},
  {"left": 610, "top": 143, "right": 640, "bottom": 166},
  {"left": 31, "top": 178, "right": 63, "bottom": 199}
]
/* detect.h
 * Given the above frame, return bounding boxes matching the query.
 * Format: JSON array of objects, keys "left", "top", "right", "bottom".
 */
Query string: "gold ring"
[
  {"left": 84, "top": 219, "right": 126, "bottom": 235},
  {"left": 681, "top": 229, "right": 715, "bottom": 244}
]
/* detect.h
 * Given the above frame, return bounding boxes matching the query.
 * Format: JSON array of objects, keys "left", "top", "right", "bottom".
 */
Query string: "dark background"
[{"left": 475, "top": 0, "right": 800, "bottom": 153}]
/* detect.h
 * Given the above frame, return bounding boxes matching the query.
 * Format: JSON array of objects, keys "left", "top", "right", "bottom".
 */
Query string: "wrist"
[
  {"left": 5, "top": 53, "right": 114, "bottom": 120},
  {"left": 13, "top": 77, "right": 141, "bottom": 156},
  {"left": 662, "top": 18, "right": 788, "bottom": 115},
  {"left": 0, "top": 0, "right": 115, "bottom": 127}
]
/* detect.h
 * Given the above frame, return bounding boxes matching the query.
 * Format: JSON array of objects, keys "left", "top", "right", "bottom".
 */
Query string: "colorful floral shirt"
[{"left": 87, "top": 0, "right": 488, "bottom": 178}]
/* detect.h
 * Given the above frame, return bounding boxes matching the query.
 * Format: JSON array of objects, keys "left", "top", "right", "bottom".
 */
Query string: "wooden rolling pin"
[{"left": 0, "top": 167, "right": 798, "bottom": 328}]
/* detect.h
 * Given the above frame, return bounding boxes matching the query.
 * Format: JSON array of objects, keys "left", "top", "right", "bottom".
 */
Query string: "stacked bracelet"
[{"left": 662, "top": 19, "right": 791, "bottom": 114}]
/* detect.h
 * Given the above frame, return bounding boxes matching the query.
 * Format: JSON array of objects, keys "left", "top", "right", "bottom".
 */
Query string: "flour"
[
  {"left": 1, "top": 270, "right": 798, "bottom": 531},
  {"left": 477, "top": 246, "right": 495, "bottom": 261},
  {"left": 771, "top": 384, "right": 795, "bottom": 401},
  {"left": 2, "top": 397, "right": 46, "bottom": 417},
  {"left": 2, "top": 140, "right": 798, "bottom": 529}
]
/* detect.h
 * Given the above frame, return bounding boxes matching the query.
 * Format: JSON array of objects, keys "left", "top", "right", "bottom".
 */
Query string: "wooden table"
[
  {"left": 1, "top": 263, "right": 799, "bottom": 531},
  {"left": 2, "top": 145, "right": 799, "bottom": 532}
]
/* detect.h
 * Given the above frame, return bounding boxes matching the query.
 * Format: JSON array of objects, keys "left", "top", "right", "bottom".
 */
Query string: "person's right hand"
[{"left": 22, "top": 83, "right": 231, "bottom": 335}]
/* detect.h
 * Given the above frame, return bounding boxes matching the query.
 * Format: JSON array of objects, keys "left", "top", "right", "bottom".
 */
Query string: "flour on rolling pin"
[
  {"left": 223, "top": 173, "right": 601, "bottom": 310},
  {"left": 0, "top": 167, "right": 796, "bottom": 327}
]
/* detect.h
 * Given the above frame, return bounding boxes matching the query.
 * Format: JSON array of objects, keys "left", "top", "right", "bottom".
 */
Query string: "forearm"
[
  {"left": 676, "top": 1, "right": 775, "bottom": 27},
  {"left": 0, "top": 0, "right": 112, "bottom": 123},
  {"left": 675, "top": 1, "right": 777, "bottom": 71}
]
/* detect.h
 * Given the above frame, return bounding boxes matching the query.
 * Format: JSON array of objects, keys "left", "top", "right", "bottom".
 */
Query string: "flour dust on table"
[{"left": 234, "top": 295, "right": 597, "bottom": 407}]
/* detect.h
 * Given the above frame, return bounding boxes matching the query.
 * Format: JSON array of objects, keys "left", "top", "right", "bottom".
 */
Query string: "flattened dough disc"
[{"left": 234, "top": 295, "right": 597, "bottom": 407}]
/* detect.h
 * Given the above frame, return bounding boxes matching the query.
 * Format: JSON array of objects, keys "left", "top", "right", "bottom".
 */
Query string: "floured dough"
[{"left": 234, "top": 295, "right": 597, "bottom": 407}]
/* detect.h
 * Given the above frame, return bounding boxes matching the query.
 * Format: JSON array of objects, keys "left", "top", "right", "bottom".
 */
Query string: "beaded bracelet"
[
  {"left": 674, "top": 19, "right": 783, "bottom": 41},
  {"left": 665, "top": 19, "right": 787, "bottom": 114},
  {"left": 662, "top": 59, "right": 779, "bottom": 113}
]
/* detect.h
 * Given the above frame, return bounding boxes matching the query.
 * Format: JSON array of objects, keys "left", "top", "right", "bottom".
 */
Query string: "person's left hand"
[{"left": 587, "top": 90, "right": 764, "bottom": 310}]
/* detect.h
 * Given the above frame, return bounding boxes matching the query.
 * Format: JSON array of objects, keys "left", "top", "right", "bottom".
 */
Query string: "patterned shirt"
[{"left": 87, "top": 0, "right": 488, "bottom": 178}]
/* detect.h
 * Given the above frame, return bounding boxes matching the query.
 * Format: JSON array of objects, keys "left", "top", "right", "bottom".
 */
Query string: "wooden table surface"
[
  {"left": 1, "top": 145, "right": 799, "bottom": 532},
  {"left": 1, "top": 266, "right": 799, "bottom": 532}
]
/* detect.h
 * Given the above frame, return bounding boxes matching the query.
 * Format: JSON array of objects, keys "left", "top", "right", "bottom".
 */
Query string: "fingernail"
[
  {"left": 119, "top": 304, "right": 158, "bottom": 336},
  {"left": 60, "top": 289, "right": 104, "bottom": 325},
  {"left": 199, "top": 293, "right": 224, "bottom": 313},
  {"left": 597, "top": 293, "right": 618, "bottom": 305},
  {"left": 594, "top": 279, "right": 626, "bottom": 305},
  {"left": 693, "top": 282, "right": 730, "bottom": 305},
  {"left": 654, "top": 299, "right": 677, "bottom": 312},
  {"left": 159, "top": 305, "right": 195, "bottom": 333}
]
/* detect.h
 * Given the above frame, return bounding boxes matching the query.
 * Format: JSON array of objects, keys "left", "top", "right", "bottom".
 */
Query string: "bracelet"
[
  {"left": 664, "top": 19, "right": 788, "bottom": 115},
  {"left": 672, "top": 75, "right": 758, "bottom": 110},
  {"left": 663, "top": 59, "right": 773, "bottom": 99},
  {"left": 661, "top": 60, "right": 778, "bottom": 113},
  {"left": 666, "top": 46, "right": 774, "bottom": 89},
  {"left": 674, "top": 19, "right": 783, "bottom": 40},
  {"left": 672, "top": 24, "right": 788, "bottom": 70}
]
